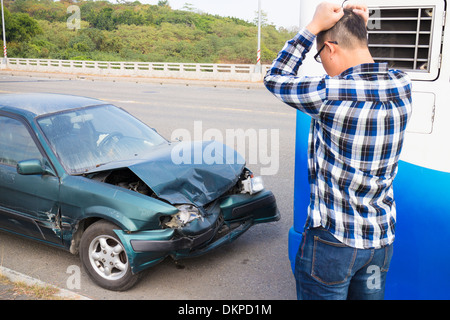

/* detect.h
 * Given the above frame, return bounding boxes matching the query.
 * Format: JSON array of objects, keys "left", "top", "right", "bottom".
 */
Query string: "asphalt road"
[{"left": 0, "top": 72, "right": 298, "bottom": 300}]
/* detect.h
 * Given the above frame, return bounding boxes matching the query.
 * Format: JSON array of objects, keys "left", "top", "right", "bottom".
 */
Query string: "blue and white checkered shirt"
[{"left": 265, "top": 28, "right": 412, "bottom": 249}]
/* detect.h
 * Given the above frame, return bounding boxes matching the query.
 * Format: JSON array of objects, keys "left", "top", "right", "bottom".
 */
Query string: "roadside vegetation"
[
  {"left": 0, "top": 272, "right": 61, "bottom": 300},
  {"left": 1, "top": 0, "right": 296, "bottom": 64}
]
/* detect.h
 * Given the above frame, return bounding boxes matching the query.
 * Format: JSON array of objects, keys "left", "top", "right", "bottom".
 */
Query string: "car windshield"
[{"left": 37, "top": 105, "right": 167, "bottom": 174}]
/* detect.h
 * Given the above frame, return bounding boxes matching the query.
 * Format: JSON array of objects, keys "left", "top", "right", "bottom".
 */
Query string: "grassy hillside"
[{"left": 2, "top": 0, "right": 296, "bottom": 64}]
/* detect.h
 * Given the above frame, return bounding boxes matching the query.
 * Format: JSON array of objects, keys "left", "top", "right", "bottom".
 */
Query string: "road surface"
[{"left": 0, "top": 72, "right": 299, "bottom": 300}]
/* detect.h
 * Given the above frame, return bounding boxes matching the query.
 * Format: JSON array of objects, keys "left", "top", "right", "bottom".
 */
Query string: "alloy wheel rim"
[{"left": 88, "top": 235, "right": 128, "bottom": 281}]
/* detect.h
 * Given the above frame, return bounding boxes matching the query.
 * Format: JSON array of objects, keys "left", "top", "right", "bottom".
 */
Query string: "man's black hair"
[{"left": 317, "top": 9, "right": 368, "bottom": 49}]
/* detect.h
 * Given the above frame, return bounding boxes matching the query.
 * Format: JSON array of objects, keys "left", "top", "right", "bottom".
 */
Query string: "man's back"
[
  {"left": 264, "top": 21, "right": 412, "bottom": 249},
  {"left": 266, "top": 1, "right": 413, "bottom": 300}
]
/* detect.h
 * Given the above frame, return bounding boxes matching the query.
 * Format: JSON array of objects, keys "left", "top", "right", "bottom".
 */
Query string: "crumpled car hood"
[{"left": 88, "top": 140, "right": 245, "bottom": 206}]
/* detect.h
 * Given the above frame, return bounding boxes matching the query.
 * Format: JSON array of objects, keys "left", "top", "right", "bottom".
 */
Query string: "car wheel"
[{"left": 79, "top": 220, "right": 140, "bottom": 291}]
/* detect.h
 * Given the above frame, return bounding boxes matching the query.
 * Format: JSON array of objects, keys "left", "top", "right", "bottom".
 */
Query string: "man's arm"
[
  {"left": 264, "top": 2, "right": 344, "bottom": 117},
  {"left": 263, "top": 28, "right": 327, "bottom": 117}
]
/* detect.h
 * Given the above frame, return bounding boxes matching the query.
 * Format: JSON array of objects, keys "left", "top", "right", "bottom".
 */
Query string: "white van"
[{"left": 289, "top": 0, "right": 450, "bottom": 299}]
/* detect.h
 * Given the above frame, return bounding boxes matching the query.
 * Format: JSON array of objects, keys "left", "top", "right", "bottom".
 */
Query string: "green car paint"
[{"left": 0, "top": 93, "right": 280, "bottom": 287}]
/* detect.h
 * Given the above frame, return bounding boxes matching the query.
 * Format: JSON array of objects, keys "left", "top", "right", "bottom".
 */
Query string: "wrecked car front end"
[
  {"left": 116, "top": 189, "right": 279, "bottom": 274},
  {"left": 85, "top": 140, "right": 280, "bottom": 274},
  {"left": 1, "top": 95, "right": 280, "bottom": 291}
]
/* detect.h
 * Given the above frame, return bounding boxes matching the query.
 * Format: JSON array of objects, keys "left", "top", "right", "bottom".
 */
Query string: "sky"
[{"left": 139, "top": 0, "right": 302, "bottom": 29}]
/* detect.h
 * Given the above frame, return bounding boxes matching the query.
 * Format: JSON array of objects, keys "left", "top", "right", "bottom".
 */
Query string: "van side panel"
[{"left": 290, "top": 0, "right": 450, "bottom": 299}]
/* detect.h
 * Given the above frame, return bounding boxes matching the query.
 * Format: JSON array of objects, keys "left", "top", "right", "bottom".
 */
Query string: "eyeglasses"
[{"left": 314, "top": 41, "right": 338, "bottom": 63}]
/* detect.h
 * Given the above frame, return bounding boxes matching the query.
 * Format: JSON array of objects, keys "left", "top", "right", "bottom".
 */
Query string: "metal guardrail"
[{"left": 2, "top": 58, "right": 270, "bottom": 82}]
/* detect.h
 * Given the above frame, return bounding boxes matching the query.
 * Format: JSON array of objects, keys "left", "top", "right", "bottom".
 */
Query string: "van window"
[
  {"left": 368, "top": 1, "right": 445, "bottom": 81},
  {"left": 368, "top": 7, "right": 434, "bottom": 72}
]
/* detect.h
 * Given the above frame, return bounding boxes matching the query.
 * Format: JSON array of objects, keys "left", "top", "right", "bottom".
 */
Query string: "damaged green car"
[{"left": 0, "top": 93, "right": 279, "bottom": 291}]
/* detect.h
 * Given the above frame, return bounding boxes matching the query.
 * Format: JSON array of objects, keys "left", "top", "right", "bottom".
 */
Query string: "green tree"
[
  {"left": 3, "top": 0, "right": 296, "bottom": 64},
  {"left": 86, "top": 7, "right": 117, "bottom": 31},
  {"left": 158, "top": 1, "right": 170, "bottom": 7},
  {"left": 0, "top": 7, "right": 42, "bottom": 42},
  {"left": 69, "top": 33, "right": 95, "bottom": 52}
]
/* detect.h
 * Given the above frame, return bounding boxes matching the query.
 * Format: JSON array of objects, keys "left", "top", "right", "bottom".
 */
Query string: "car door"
[{"left": 0, "top": 115, "right": 61, "bottom": 245}]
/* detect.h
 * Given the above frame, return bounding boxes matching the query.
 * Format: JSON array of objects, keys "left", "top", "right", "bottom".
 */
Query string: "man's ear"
[{"left": 326, "top": 42, "right": 338, "bottom": 58}]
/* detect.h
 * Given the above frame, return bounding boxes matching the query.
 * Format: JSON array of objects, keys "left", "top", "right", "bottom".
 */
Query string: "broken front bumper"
[{"left": 115, "top": 190, "right": 280, "bottom": 274}]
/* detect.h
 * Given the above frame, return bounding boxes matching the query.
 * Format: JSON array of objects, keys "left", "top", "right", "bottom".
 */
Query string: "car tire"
[{"left": 79, "top": 220, "right": 140, "bottom": 291}]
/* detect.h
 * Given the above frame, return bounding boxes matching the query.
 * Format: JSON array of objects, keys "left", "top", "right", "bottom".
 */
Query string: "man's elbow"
[
  {"left": 263, "top": 73, "right": 274, "bottom": 91},
  {"left": 263, "top": 68, "right": 280, "bottom": 90}
]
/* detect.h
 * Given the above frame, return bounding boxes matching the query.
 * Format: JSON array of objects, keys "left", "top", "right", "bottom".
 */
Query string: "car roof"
[{"left": 0, "top": 93, "right": 110, "bottom": 120}]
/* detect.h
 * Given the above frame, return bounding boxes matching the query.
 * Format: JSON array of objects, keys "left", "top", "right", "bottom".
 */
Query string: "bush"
[{"left": 4, "top": 0, "right": 296, "bottom": 64}]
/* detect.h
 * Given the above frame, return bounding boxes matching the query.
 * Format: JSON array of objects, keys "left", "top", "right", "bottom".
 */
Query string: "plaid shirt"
[{"left": 265, "top": 28, "right": 412, "bottom": 249}]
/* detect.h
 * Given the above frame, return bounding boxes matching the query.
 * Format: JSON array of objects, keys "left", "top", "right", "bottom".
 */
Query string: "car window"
[
  {"left": 0, "top": 116, "right": 43, "bottom": 166},
  {"left": 37, "top": 105, "right": 167, "bottom": 174}
]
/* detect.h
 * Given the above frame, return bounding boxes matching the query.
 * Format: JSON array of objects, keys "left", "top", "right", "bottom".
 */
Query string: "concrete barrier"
[{"left": 3, "top": 58, "right": 271, "bottom": 82}]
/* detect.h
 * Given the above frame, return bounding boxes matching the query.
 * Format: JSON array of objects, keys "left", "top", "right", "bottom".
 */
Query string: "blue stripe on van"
[{"left": 291, "top": 110, "right": 450, "bottom": 299}]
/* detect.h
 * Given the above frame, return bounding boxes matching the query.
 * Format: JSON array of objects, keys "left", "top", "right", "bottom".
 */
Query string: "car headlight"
[
  {"left": 241, "top": 175, "right": 264, "bottom": 195},
  {"left": 163, "top": 204, "right": 202, "bottom": 229}
]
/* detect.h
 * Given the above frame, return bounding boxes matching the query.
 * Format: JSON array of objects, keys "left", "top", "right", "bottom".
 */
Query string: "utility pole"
[
  {"left": 1, "top": 0, "right": 7, "bottom": 65},
  {"left": 255, "top": 0, "right": 262, "bottom": 73}
]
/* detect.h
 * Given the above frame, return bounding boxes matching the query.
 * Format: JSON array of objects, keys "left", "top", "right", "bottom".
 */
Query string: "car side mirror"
[{"left": 17, "top": 159, "right": 56, "bottom": 176}]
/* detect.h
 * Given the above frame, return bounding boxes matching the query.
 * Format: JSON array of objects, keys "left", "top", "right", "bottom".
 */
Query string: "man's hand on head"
[
  {"left": 306, "top": 2, "right": 344, "bottom": 35},
  {"left": 344, "top": 1, "right": 369, "bottom": 26}
]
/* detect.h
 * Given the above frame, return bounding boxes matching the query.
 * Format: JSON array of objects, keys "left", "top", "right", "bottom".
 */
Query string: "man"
[{"left": 264, "top": 2, "right": 412, "bottom": 300}]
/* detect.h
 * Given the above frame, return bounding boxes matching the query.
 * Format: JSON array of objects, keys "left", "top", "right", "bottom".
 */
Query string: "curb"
[{"left": 0, "top": 266, "right": 91, "bottom": 300}]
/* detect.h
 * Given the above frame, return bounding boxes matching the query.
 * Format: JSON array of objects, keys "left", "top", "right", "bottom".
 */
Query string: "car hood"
[{"left": 88, "top": 140, "right": 245, "bottom": 207}]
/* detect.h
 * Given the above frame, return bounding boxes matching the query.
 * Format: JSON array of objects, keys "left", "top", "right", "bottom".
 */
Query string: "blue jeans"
[{"left": 294, "top": 227, "right": 393, "bottom": 300}]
